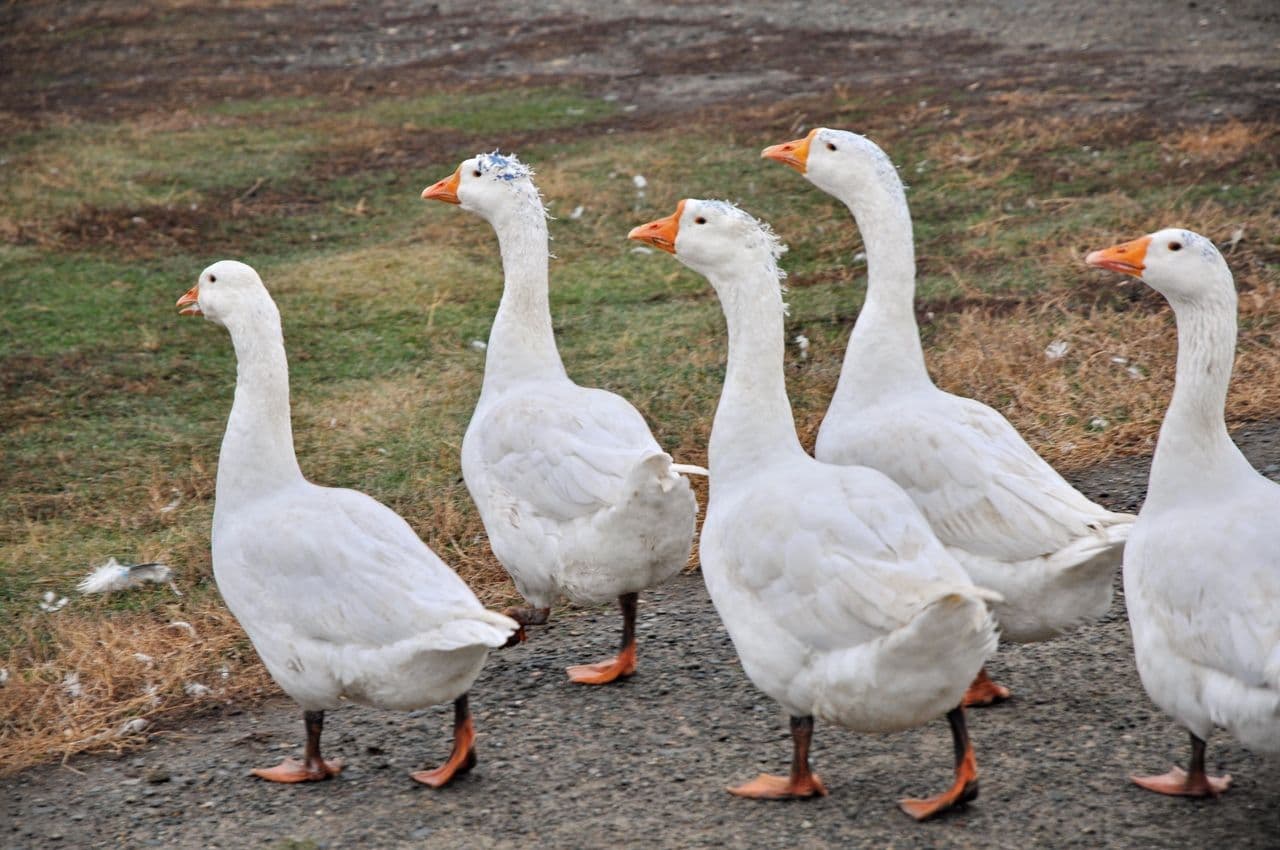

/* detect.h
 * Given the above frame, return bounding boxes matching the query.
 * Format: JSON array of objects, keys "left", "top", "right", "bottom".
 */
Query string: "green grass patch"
[{"left": 362, "top": 88, "right": 616, "bottom": 133}]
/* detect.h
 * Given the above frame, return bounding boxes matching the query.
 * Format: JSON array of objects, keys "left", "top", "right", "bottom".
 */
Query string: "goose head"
[
  {"left": 176, "top": 260, "right": 277, "bottom": 329},
  {"left": 629, "top": 199, "right": 786, "bottom": 285},
  {"left": 422, "top": 151, "right": 543, "bottom": 224},
  {"left": 1086, "top": 228, "right": 1233, "bottom": 306},
  {"left": 762, "top": 127, "right": 899, "bottom": 206}
]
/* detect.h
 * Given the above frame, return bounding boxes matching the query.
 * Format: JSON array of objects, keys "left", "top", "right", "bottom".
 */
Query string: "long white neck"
[
  {"left": 829, "top": 172, "right": 933, "bottom": 410},
  {"left": 707, "top": 261, "right": 806, "bottom": 488},
  {"left": 216, "top": 309, "right": 304, "bottom": 507},
  {"left": 1146, "top": 285, "right": 1250, "bottom": 509},
  {"left": 481, "top": 203, "right": 567, "bottom": 395}
]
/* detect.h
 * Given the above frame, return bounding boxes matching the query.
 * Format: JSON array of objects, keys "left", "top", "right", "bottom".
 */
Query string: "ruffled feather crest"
[
  {"left": 704, "top": 199, "right": 789, "bottom": 283},
  {"left": 476, "top": 150, "right": 534, "bottom": 182},
  {"left": 474, "top": 150, "right": 549, "bottom": 218}
]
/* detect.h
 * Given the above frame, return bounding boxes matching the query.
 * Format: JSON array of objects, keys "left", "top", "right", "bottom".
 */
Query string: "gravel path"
[{"left": 7, "top": 429, "right": 1280, "bottom": 849}]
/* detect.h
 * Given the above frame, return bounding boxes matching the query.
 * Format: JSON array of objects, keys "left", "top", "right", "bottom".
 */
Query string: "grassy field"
[{"left": 1, "top": 80, "right": 1277, "bottom": 772}]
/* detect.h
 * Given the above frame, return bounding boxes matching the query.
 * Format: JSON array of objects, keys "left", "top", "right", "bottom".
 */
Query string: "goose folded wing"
[
  {"left": 222, "top": 488, "right": 506, "bottom": 650},
  {"left": 475, "top": 387, "right": 666, "bottom": 523},
  {"left": 1145, "top": 532, "right": 1280, "bottom": 689},
  {"left": 865, "top": 397, "right": 1118, "bottom": 562},
  {"left": 727, "top": 483, "right": 976, "bottom": 653}
]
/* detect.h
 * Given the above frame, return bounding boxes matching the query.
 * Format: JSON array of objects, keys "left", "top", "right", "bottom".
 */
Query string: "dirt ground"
[
  {"left": 4, "top": 1, "right": 1280, "bottom": 848},
  {"left": 4, "top": 0, "right": 1279, "bottom": 127}
]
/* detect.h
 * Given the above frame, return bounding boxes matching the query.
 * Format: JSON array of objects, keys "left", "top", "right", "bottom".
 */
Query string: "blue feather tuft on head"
[{"left": 476, "top": 151, "right": 534, "bottom": 182}]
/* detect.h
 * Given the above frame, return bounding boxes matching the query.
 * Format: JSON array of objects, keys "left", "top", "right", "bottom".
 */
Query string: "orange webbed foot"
[
  {"left": 900, "top": 709, "right": 980, "bottom": 821},
  {"left": 962, "top": 669, "right": 1010, "bottom": 708},
  {"left": 411, "top": 696, "right": 477, "bottom": 789},
  {"left": 1131, "top": 766, "right": 1232, "bottom": 797},
  {"left": 410, "top": 748, "right": 477, "bottom": 789},
  {"left": 251, "top": 757, "right": 343, "bottom": 784},
  {"left": 566, "top": 643, "right": 637, "bottom": 685},
  {"left": 898, "top": 777, "right": 979, "bottom": 820},
  {"left": 728, "top": 772, "right": 828, "bottom": 800}
]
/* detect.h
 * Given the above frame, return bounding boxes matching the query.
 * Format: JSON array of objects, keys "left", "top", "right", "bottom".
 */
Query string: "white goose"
[
  {"left": 1088, "top": 229, "right": 1280, "bottom": 797},
  {"left": 177, "top": 261, "right": 516, "bottom": 786},
  {"left": 763, "top": 128, "right": 1135, "bottom": 705},
  {"left": 630, "top": 200, "right": 999, "bottom": 819},
  {"left": 421, "top": 154, "right": 699, "bottom": 684}
]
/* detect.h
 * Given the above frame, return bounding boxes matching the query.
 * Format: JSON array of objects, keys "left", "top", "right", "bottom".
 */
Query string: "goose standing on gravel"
[
  {"left": 1087, "top": 229, "right": 1280, "bottom": 797},
  {"left": 630, "top": 200, "right": 999, "bottom": 819},
  {"left": 422, "top": 154, "right": 699, "bottom": 685},
  {"left": 177, "top": 261, "right": 517, "bottom": 786},
  {"left": 763, "top": 128, "right": 1134, "bottom": 705}
]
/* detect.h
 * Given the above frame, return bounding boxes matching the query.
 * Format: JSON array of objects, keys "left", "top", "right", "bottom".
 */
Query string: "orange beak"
[
  {"left": 422, "top": 167, "right": 462, "bottom": 204},
  {"left": 628, "top": 200, "right": 685, "bottom": 255},
  {"left": 1086, "top": 235, "right": 1152, "bottom": 278},
  {"left": 761, "top": 128, "right": 817, "bottom": 173},
  {"left": 176, "top": 285, "right": 202, "bottom": 316}
]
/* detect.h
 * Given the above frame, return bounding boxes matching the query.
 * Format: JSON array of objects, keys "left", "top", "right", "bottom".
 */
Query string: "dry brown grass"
[
  {"left": 929, "top": 282, "right": 1280, "bottom": 468},
  {"left": 0, "top": 600, "right": 272, "bottom": 776},
  {"left": 1169, "top": 120, "right": 1276, "bottom": 163}
]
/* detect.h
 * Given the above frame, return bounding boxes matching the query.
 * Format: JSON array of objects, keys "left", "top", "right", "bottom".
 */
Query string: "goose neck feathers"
[
  {"left": 709, "top": 259, "right": 805, "bottom": 482},
  {"left": 1144, "top": 235, "right": 1249, "bottom": 506},
  {"left": 661, "top": 199, "right": 803, "bottom": 480},
  {"left": 203, "top": 266, "right": 304, "bottom": 504},
  {"left": 804, "top": 130, "right": 931, "bottom": 401},
  {"left": 479, "top": 172, "right": 566, "bottom": 394}
]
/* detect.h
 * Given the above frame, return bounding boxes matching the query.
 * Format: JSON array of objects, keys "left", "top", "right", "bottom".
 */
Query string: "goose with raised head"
[
  {"left": 422, "top": 153, "right": 699, "bottom": 685},
  {"left": 763, "top": 128, "right": 1135, "bottom": 705},
  {"left": 630, "top": 200, "right": 999, "bottom": 820},
  {"left": 177, "top": 261, "right": 517, "bottom": 787},
  {"left": 1087, "top": 229, "right": 1280, "bottom": 797}
]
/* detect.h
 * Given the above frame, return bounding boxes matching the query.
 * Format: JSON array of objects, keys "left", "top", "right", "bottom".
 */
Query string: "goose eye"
[
  {"left": 826, "top": 142, "right": 837, "bottom": 151},
  {"left": 1168, "top": 242, "right": 1182, "bottom": 252},
  {"left": 208, "top": 274, "right": 217, "bottom": 283},
  {"left": 694, "top": 216, "right": 707, "bottom": 225}
]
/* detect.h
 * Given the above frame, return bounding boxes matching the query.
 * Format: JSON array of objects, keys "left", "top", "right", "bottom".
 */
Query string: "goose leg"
[
  {"left": 566, "top": 592, "right": 639, "bottom": 684},
  {"left": 501, "top": 605, "right": 551, "bottom": 647},
  {"left": 411, "top": 694, "right": 478, "bottom": 788},
  {"left": 962, "top": 668, "right": 1011, "bottom": 707},
  {"left": 1130, "top": 732, "right": 1232, "bottom": 797},
  {"left": 728, "top": 715, "right": 828, "bottom": 799},
  {"left": 252, "top": 710, "right": 343, "bottom": 783},
  {"left": 899, "top": 706, "right": 980, "bottom": 820}
]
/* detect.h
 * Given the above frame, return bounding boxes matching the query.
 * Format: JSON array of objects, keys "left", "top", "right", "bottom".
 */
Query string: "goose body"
[
  {"left": 423, "top": 154, "right": 697, "bottom": 683},
  {"left": 763, "top": 129, "right": 1134, "bottom": 702},
  {"left": 213, "top": 484, "right": 512, "bottom": 712},
  {"left": 700, "top": 453, "right": 1001, "bottom": 733},
  {"left": 631, "top": 199, "right": 998, "bottom": 819},
  {"left": 1089, "top": 229, "right": 1280, "bottom": 796},
  {"left": 462, "top": 378, "right": 696, "bottom": 609},
  {"left": 180, "top": 260, "right": 515, "bottom": 785}
]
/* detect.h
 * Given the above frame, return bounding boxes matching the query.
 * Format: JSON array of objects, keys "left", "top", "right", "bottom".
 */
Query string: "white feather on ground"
[
  {"left": 39, "top": 591, "right": 68, "bottom": 612},
  {"left": 77, "top": 558, "right": 176, "bottom": 595}
]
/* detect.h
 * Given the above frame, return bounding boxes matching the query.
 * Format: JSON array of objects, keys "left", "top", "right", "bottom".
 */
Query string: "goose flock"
[{"left": 175, "top": 127, "right": 1279, "bottom": 820}]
